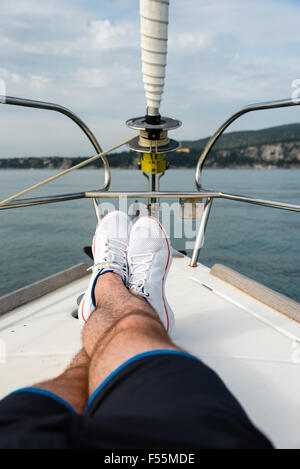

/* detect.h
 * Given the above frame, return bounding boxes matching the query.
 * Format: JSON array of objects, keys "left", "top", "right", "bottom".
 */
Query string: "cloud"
[
  {"left": 87, "top": 19, "right": 138, "bottom": 51},
  {"left": 11, "top": 18, "right": 139, "bottom": 57},
  {"left": 0, "top": 68, "right": 52, "bottom": 92},
  {"left": 0, "top": 68, "right": 21, "bottom": 84},
  {"left": 0, "top": 0, "right": 300, "bottom": 156},
  {"left": 75, "top": 63, "right": 140, "bottom": 91},
  {"left": 169, "top": 31, "right": 209, "bottom": 52},
  {"left": 30, "top": 75, "right": 52, "bottom": 89},
  {"left": 75, "top": 68, "right": 108, "bottom": 89}
]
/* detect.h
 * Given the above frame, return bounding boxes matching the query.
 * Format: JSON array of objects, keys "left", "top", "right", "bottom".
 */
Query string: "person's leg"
[
  {"left": 0, "top": 212, "right": 273, "bottom": 448},
  {"left": 33, "top": 348, "right": 90, "bottom": 414},
  {"left": 1, "top": 211, "right": 175, "bottom": 419},
  {"left": 0, "top": 350, "right": 89, "bottom": 448},
  {"left": 81, "top": 271, "right": 272, "bottom": 449},
  {"left": 25, "top": 269, "right": 178, "bottom": 412},
  {"left": 82, "top": 272, "right": 181, "bottom": 395},
  {"left": 79, "top": 272, "right": 272, "bottom": 449}
]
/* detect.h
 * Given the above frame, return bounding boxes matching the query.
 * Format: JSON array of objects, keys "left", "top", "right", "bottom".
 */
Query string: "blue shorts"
[{"left": 0, "top": 350, "right": 272, "bottom": 449}]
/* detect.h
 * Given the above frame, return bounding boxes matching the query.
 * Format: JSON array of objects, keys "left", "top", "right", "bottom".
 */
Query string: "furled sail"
[{"left": 140, "top": 0, "right": 169, "bottom": 116}]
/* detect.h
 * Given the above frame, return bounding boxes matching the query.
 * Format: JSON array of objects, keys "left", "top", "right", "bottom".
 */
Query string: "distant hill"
[
  {"left": 1, "top": 123, "right": 300, "bottom": 169},
  {"left": 181, "top": 123, "right": 300, "bottom": 151}
]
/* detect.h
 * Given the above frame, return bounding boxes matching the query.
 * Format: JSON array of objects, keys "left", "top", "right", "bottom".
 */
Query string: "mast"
[
  {"left": 140, "top": 0, "right": 169, "bottom": 119},
  {"left": 126, "top": 0, "right": 182, "bottom": 215}
]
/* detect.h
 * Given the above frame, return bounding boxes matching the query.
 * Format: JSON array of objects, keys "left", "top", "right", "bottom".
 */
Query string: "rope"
[{"left": 0, "top": 135, "right": 138, "bottom": 206}]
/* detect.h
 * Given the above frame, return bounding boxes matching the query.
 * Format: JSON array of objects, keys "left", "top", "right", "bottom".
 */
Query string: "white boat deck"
[{"left": 0, "top": 256, "right": 300, "bottom": 448}]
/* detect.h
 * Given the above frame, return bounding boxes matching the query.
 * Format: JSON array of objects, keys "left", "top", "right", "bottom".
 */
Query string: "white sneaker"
[
  {"left": 78, "top": 210, "right": 132, "bottom": 324},
  {"left": 128, "top": 216, "right": 175, "bottom": 336}
]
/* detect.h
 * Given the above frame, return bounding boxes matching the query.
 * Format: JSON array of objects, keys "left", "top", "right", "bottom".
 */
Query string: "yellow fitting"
[{"left": 140, "top": 153, "right": 167, "bottom": 175}]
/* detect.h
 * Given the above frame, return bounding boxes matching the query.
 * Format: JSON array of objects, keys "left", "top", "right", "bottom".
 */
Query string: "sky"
[{"left": 0, "top": 0, "right": 300, "bottom": 157}]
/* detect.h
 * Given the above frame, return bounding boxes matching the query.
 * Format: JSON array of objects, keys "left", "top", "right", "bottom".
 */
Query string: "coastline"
[{"left": 0, "top": 165, "right": 300, "bottom": 170}]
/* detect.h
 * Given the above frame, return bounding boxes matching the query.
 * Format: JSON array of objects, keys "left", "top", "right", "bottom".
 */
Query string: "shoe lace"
[
  {"left": 129, "top": 253, "right": 153, "bottom": 299},
  {"left": 87, "top": 238, "right": 128, "bottom": 280}
]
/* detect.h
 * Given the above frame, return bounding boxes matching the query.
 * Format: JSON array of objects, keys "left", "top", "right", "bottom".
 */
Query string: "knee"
[
  {"left": 114, "top": 311, "right": 165, "bottom": 335},
  {"left": 82, "top": 311, "right": 167, "bottom": 358}
]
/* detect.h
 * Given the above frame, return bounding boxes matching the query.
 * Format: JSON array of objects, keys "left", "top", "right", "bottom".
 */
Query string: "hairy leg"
[
  {"left": 30, "top": 271, "right": 182, "bottom": 411},
  {"left": 33, "top": 348, "right": 89, "bottom": 414},
  {"left": 82, "top": 273, "right": 183, "bottom": 396},
  {"left": 82, "top": 272, "right": 163, "bottom": 356}
]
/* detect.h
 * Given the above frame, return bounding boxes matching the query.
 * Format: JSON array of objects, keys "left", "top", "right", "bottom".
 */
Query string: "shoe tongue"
[{"left": 107, "top": 239, "right": 127, "bottom": 266}]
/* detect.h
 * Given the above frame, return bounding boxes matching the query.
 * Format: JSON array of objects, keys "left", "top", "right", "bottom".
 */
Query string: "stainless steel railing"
[
  {"left": 1, "top": 190, "right": 299, "bottom": 211},
  {"left": 2, "top": 189, "right": 299, "bottom": 268},
  {"left": 1, "top": 96, "right": 111, "bottom": 191},
  {"left": 0, "top": 96, "right": 299, "bottom": 267},
  {"left": 195, "top": 97, "right": 300, "bottom": 190}
]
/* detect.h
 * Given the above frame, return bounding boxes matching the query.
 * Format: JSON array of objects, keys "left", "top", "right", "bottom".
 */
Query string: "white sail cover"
[{"left": 140, "top": 0, "right": 169, "bottom": 115}]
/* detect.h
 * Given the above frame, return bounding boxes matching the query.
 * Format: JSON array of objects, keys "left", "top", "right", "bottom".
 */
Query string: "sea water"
[{"left": 0, "top": 168, "right": 299, "bottom": 302}]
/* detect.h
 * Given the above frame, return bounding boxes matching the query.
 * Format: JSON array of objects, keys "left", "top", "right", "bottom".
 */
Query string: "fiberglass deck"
[{"left": 0, "top": 256, "right": 300, "bottom": 448}]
